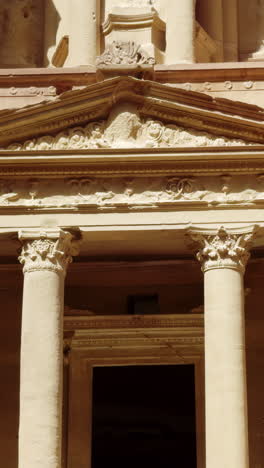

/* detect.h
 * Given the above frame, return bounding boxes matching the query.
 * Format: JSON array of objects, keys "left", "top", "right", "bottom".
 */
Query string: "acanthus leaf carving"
[
  {"left": 18, "top": 230, "right": 79, "bottom": 275},
  {"left": 188, "top": 226, "right": 257, "bottom": 273}
]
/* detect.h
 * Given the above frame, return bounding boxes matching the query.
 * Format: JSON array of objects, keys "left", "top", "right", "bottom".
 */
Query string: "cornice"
[
  {"left": 154, "top": 62, "right": 264, "bottom": 84},
  {"left": 0, "top": 67, "right": 97, "bottom": 88},
  {"left": 1, "top": 147, "right": 264, "bottom": 177},
  {"left": 0, "top": 62, "right": 264, "bottom": 87}
]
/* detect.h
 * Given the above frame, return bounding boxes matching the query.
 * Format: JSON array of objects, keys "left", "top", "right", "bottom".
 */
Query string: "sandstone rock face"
[{"left": 0, "top": 0, "right": 44, "bottom": 67}]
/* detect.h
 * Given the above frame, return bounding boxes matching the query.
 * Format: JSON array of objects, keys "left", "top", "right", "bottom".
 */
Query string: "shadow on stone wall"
[{"left": 0, "top": 0, "right": 60, "bottom": 68}]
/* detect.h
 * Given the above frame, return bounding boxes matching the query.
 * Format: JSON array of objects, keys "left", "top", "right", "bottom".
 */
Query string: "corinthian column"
[
  {"left": 18, "top": 229, "right": 79, "bottom": 468},
  {"left": 189, "top": 225, "right": 257, "bottom": 468}
]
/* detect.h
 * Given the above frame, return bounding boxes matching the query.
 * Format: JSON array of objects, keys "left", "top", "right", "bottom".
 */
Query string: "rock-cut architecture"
[{"left": 2, "top": 1, "right": 264, "bottom": 468}]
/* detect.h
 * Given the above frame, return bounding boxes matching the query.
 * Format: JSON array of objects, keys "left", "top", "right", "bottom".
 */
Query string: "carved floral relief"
[
  {"left": 4, "top": 118, "right": 252, "bottom": 151},
  {"left": 1, "top": 174, "right": 264, "bottom": 211}
]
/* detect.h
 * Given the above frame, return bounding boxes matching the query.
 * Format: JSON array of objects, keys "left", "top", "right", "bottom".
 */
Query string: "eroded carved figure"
[{"left": 96, "top": 41, "right": 155, "bottom": 66}]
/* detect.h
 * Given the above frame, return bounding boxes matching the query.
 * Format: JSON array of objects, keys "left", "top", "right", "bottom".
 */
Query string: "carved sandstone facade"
[{"left": 2, "top": 3, "right": 264, "bottom": 468}]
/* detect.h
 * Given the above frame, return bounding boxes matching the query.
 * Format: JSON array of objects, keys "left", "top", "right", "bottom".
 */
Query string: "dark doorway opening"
[{"left": 92, "top": 364, "right": 197, "bottom": 468}]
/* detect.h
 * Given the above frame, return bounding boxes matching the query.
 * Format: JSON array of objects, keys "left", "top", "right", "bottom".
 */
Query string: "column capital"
[
  {"left": 187, "top": 225, "right": 258, "bottom": 273},
  {"left": 18, "top": 228, "right": 80, "bottom": 275}
]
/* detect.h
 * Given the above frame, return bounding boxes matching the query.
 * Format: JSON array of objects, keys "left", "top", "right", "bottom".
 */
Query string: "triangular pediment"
[{"left": 0, "top": 76, "right": 264, "bottom": 150}]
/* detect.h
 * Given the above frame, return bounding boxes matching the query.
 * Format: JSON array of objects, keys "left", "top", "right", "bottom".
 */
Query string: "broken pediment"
[{"left": 0, "top": 76, "right": 264, "bottom": 150}]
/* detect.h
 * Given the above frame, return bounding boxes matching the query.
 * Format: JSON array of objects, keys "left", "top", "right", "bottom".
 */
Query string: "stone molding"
[
  {"left": 102, "top": 10, "right": 165, "bottom": 37},
  {"left": 18, "top": 229, "right": 79, "bottom": 275},
  {"left": 64, "top": 314, "right": 204, "bottom": 352},
  {"left": 1, "top": 147, "right": 264, "bottom": 178},
  {"left": 64, "top": 313, "right": 204, "bottom": 331},
  {"left": 188, "top": 225, "right": 258, "bottom": 273}
]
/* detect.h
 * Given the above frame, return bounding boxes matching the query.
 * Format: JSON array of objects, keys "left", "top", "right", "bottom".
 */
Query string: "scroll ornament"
[{"left": 5, "top": 118, "right": 250, "bottom": 152}]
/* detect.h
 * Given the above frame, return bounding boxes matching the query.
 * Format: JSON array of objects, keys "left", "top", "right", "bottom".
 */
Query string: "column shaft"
[
  {"left": 18, "top": 230, "right": 77, "bottom": 468},
  {"left": 197, "top": 0, "right": 224, "bottom": 61},
  {"left": 204, "top": 267, "right": 249, "bottom": 468},
  {"left": 66, "top": 0, "right": 98, "bottom": 66},
  {"left": 165, "top": 0, "right": 196, "bottom": 64},
  {"left": 222, "top": 0, "right": 238, "bottom": 61},
  {"left": 19, "top": 270, "right": 64, "bottom": 468},
  {"left": 189, "top": 226, "right": 256, "bottom": 468}
]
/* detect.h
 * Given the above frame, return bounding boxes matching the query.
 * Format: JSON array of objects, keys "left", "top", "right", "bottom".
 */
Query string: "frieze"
[{"left": 1, "top": 174, "right": 264, "bottom": 211}]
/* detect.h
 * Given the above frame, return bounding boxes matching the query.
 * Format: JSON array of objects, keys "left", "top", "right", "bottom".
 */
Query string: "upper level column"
[
  {"left": 189, "top": 225, "right": 257, "bottom": 468},
  {"left": 165, "top": 0, "right": 196, "bottom": 64},
  {"left": 65, "top": 0, "right": 98, "bottom": 66},
  {"left": 18, "top": 229, "right": 79, "bottom": 468}
]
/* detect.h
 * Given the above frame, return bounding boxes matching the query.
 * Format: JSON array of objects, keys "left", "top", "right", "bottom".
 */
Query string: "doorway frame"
[{"left": 64, "top": 314, "right": 205, "bottom": 468}]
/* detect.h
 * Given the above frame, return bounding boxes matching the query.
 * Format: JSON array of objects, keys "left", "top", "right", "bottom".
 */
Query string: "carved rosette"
[
  {"left": 18, "top": 229, "right": 78, "bottom": 275},
  {"left": 189, "top": 226, "right": 257, "bottom": 273}
]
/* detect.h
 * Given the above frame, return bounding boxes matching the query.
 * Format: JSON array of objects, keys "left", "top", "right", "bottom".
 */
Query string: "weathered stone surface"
[
  {"left": 0, "top": 0, "right": 44, "bottom": 67},
  {"left": 1, "top": 3, "right": 264, "bottom": 468}
]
